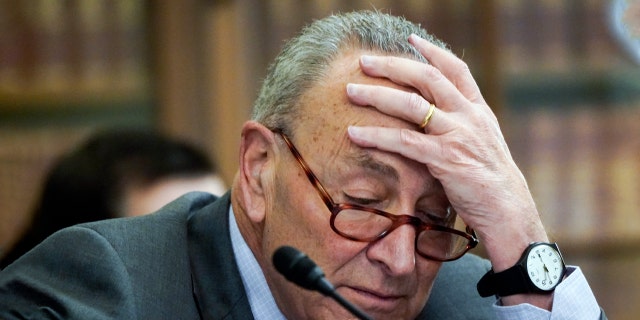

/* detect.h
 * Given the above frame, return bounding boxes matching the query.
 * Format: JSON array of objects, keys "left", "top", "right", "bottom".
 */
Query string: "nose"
[{"left": 366, "top": 223, "right": 417, "bottom": 276}]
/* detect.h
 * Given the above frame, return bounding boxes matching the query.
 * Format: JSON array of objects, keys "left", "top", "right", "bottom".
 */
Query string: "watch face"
[{"left": 526, "top": 244, "right": 565, "bottom": 291}]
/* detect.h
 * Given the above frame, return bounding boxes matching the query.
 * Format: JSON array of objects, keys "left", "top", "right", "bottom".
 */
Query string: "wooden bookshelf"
[
  {"left": 0, "top": 0, "right": 638, "bottom": 318},
  {"left": 0, "top": 0, "right": 153, "bottom": 254},
  {"left": 0, "top": 0, "right": 150, "bottom": 112}
]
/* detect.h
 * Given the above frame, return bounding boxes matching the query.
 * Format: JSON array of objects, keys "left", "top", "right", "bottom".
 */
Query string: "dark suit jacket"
[{"left": 0, "top": 192, "right": 526, "bottom": 319}]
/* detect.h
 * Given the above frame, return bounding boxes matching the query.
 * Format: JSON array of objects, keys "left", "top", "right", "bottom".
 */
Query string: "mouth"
[{"left": 340, "top": 286, "right": 405, "bottom": 313}]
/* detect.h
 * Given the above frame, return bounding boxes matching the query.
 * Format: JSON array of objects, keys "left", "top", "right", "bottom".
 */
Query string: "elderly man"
[{"left": 0, "top": 10, "right": 603, "bottom": 319}]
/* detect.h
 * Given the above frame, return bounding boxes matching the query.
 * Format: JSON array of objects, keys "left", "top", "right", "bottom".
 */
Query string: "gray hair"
[{"left": 252, "top": 10, "right": 447, "bottom": 132}]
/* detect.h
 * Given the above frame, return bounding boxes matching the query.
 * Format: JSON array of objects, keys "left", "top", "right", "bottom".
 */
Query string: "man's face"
[{"left": 261, "top": 49, "right": 449, "bottom": 319}]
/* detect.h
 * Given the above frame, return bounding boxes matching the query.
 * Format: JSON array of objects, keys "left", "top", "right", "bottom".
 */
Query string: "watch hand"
[
  {"left": 544, "top": 269, "right": 551, "bottom": 282},
  {"left": 537, "top": 253, "right": 550, "bottom": 271},
  {"left": 536, "top": 253, "right": 551, "bottom": 283}
]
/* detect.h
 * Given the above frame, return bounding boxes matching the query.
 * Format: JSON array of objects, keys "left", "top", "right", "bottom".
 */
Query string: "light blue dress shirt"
[{"left": 230, "top": 208, "right": 287, "bottom": 320}]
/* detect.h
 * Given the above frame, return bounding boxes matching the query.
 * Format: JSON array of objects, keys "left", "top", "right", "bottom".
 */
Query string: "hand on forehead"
[{"left": 296, "top": 49, "right": 421, "bottom": 139}]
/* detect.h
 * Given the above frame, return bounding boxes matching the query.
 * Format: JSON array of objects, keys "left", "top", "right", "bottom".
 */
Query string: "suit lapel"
[{"left": 187, "top": 192, "right": 254, "bottom": 319}]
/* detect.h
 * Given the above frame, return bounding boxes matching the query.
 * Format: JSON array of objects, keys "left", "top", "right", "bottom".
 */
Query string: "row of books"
[
  {"left": 497, "top": 0, "right": 627, "bottom": 74},
  {"left": 0, "top": 0, "right": 148, "bottom": 99},
  {"left": 1, "top": 0, "right": 628, "bottom": 98},
  {"left": 269, "top": 0, "right": 628, "bottom": 74},
  {"left": 505, "top": 104, "right": 640, "bottom": 244}
]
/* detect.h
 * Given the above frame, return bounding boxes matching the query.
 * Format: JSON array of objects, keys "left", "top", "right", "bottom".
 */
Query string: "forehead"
[
  {"left": 293, "top": 49, "right": 436, "bottom": 178},
  {"left": 294, "top": 49, "right": 416, "bottom": 145},
  {"left": 288, "top": 49, "right": 444, "bottom": 201}
]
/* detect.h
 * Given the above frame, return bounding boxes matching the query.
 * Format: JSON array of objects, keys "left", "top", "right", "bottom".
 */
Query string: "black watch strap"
[
  {"left": 476, "top": 242, "right": 566, "bottom": 298},
  {"left": 477, "top": 266, "right": 532, "bottom": 297}
]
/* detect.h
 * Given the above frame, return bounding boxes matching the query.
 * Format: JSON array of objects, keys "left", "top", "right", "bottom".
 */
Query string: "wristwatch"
[{"left": 477, "top": 242, "right": 566, "bottom": 297}]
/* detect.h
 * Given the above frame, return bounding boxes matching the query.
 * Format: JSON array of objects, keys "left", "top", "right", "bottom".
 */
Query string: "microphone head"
[
  {"left": 273, "top": 246, "right": 373, "bottom": 320},
  {"left": 272, "top": 246, "right": 331, "bottom": 292}
]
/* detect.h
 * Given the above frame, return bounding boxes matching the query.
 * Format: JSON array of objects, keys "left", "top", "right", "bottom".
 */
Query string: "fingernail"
[
  {"left": 347, "top": 126, "right": 362, "bottom": 137},
  {"left": 360, "top": 55, "right": 373, "bottom": 67},
  {"left": 346, "top": 83, "right": 359, "bottom": 95}
]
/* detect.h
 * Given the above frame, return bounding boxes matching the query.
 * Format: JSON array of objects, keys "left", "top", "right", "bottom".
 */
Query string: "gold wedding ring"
[{"left": 419, "top": 103, "right": 436, "bottom": 130}]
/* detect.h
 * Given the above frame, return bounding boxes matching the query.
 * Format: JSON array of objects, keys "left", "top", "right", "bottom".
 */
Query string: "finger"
[
  {"left": 359, "top": 55, "right": 466, "bottom": 112},
  {"left": 347, "top": 83, "right": 429, "bottom": 125},
  {"left": 347, "top": 83, "right": 453, "bottom": 133},
  {"left": 408, "top": 34, "right": 486, "bottom": 105},
  {"left": 347, "top": 126, "right": 442, "bottom": 168}
]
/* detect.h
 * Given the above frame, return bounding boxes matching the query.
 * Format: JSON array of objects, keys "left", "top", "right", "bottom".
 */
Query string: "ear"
[{"left": 237, "top": 121, "right": 277, "bottom": 223}]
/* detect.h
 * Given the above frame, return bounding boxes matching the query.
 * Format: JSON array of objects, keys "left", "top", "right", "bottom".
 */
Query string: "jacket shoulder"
[{"left": 0, "top": 191, "right": 221, "bottom": 319}]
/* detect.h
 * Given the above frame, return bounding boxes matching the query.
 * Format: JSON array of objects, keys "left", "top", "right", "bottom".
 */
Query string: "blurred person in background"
[{"left": 0, "top": 127, "right": 226, "bottom": 269}]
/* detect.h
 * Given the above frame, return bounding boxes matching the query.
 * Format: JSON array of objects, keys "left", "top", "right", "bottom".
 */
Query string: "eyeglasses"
[{"left": 273, "top": 129, "right": 478, "bottom": 262}]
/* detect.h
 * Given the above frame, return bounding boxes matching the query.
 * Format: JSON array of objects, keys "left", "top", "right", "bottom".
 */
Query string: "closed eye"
[
  {"left": 343, "top": 194, "right": 380, "bottom": 207},
  {"left": 345, "top": 194, "right": 451, "bottom": 225},
  {"left": 418, "top": 210, "right": 453, "bottom": 226}
]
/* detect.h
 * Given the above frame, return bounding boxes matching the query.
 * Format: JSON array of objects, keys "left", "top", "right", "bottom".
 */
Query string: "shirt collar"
[{"left": 229, "top": 207, "right": 287, "bottom": 320}]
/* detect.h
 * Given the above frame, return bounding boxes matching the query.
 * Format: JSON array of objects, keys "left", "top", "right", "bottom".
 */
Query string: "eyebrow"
[
  {"left": 344, "top": 147, "right": 443, "bottom": 195},
  {"left": 345, "top": 149, "right": 400, "bottom": 182}
]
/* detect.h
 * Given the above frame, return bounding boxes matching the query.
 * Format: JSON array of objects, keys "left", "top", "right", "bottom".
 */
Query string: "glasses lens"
[
  {"left": 332, "top": 208, "right": 472, "bottom": 261},
  {"left": 417, "top": 229, "right": 470, "bottom": 261},
  {"left": 332, "top": 208, "right": 393, "bottom": 241}
]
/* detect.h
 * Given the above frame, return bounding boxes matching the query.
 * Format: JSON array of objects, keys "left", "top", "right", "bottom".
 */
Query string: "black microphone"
[{"left": 272, "top": 246, "right": 373, "bottom": 320}]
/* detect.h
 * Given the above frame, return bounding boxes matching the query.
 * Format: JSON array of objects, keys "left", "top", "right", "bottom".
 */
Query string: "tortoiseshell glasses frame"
[{"left": 273, "top": 129, "right": 478, "bottom": 262}]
